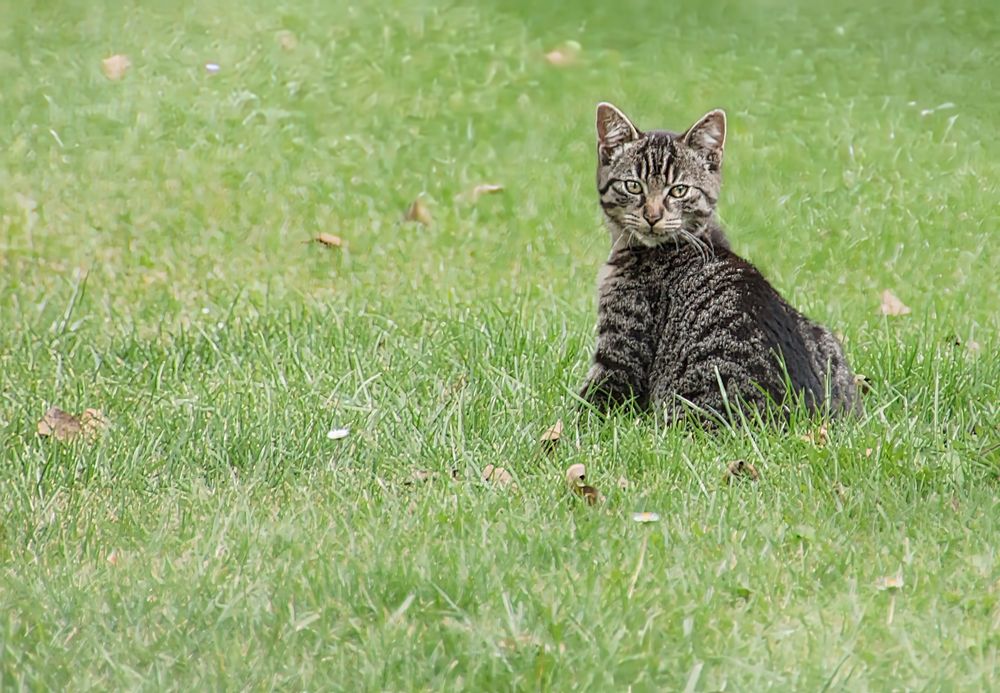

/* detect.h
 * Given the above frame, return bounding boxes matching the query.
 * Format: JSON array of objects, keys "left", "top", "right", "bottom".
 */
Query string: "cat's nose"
[{"left": 643, "top": 209, "right": 664, "bottom": 226}]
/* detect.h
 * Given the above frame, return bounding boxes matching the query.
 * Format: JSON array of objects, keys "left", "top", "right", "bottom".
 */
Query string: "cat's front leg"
[
  {"left": 578, "top": 359, "right": 649, "bottom": 412},
  {"left": 578, "top": 262, "right": 655, "bottom": 412}
]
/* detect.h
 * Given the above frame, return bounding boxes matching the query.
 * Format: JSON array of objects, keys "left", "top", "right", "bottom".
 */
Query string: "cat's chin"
[
  {"left": 607, "top": 224, "right": 686, "bottom": 249},
  {"left": 630, "top": 229, "right": 683, "bottom": 249}
]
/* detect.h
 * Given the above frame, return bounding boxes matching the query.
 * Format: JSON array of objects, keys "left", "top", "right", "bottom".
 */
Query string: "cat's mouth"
[{"left": 632, "top": 222, "right": 682, "bottom": 246}]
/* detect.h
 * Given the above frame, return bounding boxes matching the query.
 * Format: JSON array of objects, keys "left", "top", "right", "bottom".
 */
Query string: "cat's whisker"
[{"left": 677, "top": 229, "right": 710, "bottom": 264}]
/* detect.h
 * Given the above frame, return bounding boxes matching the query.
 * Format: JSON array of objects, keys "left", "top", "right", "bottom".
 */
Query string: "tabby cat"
[{"left": 579, "top": 102, "right": 859, "bottom": 422}]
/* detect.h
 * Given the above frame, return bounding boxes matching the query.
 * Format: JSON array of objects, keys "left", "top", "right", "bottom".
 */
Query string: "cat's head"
[{"left": 595, "top": 102, "right": 726, "bottom": 247}]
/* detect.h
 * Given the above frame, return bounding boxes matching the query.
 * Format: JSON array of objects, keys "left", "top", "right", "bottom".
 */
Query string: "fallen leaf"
[
  {"left": 799, "top": 424, "right": 829, "bottom": 447},
  {"left": 482, "top": 464, "right": 514, "bottom": 487},
  {"left": 404, "top": 198, "right": 432, "bottom": 226},
  {"left": 952, "top": 335, "right": 981, "bottom": 355},
  {"left": 276, "top": 30, "right": 298, "bottom": 51},
  {"left": 564, "top": 463, "right": 586, "bottom": 491},
  {"left": 875, "top": 572, "right": 904, "bottom": 591},
  {"left": 579, "top": 484, "right": 602, "bottom": 505},
  {"left": 631, "top": 511, "right": 660, "bottom": 523},
  {"left": 564, "top": 463, "right": 601, "bottom": 504},
  {"left": 308, "top": 233, "right": 343, "bottom": 248},
  {"left": 540, "top": 419, "right": 563, "bottom": 452},
  {"left": 464, "top": 183, "right": 504, "bottom": 203},
  {"left": 879, "top": 289, "right": 911, "bottom": 316},
  {"left": 545, "top": 40, "right": 582, "bottom": 67},
  {"left": 791, "top": 524, "right": 816, "bottom": 541},
  {"left": 723, "top": 459, "right": 759, "bottom": 484},
  {"left": 80, "top": 408, "right": 110, "bottom": 439},
  {"left": 402, "top": 469, "right": 459, "bottom": 485},
  {"left": 101, "top": 54, "right": 130, "bottom": 81},
  {"left": 327, "top": 428, "right": 350, "bottom": 440},
  {"left": 865, "top": 447, "right": 874, "bottom": 458},
  {"left": 498, "top": 633, "right": 550, "bottom": 653},
  {"left": 37, "top": 407, "right": 82, "bottom": 441}
]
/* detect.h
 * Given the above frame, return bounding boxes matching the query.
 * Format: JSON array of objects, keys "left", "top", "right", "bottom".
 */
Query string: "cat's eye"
[
  {"left": 668, "top": 185, "right": 689, "bottom": 198},
  {"left": 622, "top": 180, "right": 643, "bottom": 195}
]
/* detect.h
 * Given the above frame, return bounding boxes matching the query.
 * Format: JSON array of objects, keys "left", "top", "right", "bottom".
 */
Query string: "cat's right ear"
[{"left": 596, "top": 102, "right": 640, "bottom": 161}]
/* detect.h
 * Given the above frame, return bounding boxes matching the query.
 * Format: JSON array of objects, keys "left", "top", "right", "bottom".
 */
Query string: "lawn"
[{"left": 1, "top": 0, "right": 998, "bottom": 689}]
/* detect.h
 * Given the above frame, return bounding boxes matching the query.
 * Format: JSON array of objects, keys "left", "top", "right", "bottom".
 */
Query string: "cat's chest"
[
  {"left": 595, "top": 261, "right": 616, "bottom": 295},
  {"left": 598, "top": 251, "right": 688, "bottom": 299}
]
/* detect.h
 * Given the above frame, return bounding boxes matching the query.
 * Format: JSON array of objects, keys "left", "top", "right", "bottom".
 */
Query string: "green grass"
[{"left": 2, "top": 0, "right": 999, "bottom": 689}]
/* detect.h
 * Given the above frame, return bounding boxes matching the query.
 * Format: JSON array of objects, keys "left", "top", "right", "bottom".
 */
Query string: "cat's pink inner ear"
[
  {"left": 684, "top": 109, "right": 727, "bottom": 157},
  {"left": 596, "top": 102, "right": 640, "bottom": 150}
]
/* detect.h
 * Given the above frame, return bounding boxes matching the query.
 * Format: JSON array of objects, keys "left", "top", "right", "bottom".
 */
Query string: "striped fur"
[{"left": 580, "top": 104, "right": 860, "bottom": 422}]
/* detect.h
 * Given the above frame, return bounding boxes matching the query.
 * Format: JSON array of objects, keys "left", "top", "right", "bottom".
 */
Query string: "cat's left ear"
[
  {"left": 596, "top": 102, "right": 640, "bottom": 159},
  {"left": 684, "top": 109, "right": 726, "bottom": 170}
]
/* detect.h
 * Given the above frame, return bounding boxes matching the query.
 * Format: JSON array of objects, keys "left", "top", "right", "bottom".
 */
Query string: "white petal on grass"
[
  {"left": 327, "top": 428, "right": 350, "bottom": 440},
  {"left": 205, "top": 63, "right": 221, "bottom": 73},
  {"left": 632, "top": 511, "right": 660, "bottom": 523}
]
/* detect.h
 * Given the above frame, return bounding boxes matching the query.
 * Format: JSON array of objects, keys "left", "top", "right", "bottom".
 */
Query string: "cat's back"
[
  {"left": 650, "top": 245, "right": 789, "bottom": 346},
  {"left": 645, "top": 244, "right": 856, "bottom": 413}
]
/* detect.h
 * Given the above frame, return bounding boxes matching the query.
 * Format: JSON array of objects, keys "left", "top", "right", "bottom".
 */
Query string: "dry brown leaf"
[
  {"left": 404, "top": 468, "right": 459, "bottom": 485},
  {"left": 953, "top": 335, "right": 982, "bottom": 355},
  {"left": 540, "top": 419, "right": 563, "bottom": 452},
  {"left": 545, "top": 40, "right": 581, "bottom": 67},
  {"left": 37, "top": 407, "right": 82, "bottom": 441},
  {"left": 469, "top": 183, "right": 504, "bottom": 201},
  {"left": 579, "top": 485, "right": 602, "bottom": 505},
  {"left": 101, "top": 54, "right": 131, "bottom": 81},
  {"left": 564, "top": 463, "right": 602, "bottom": 504},
  {"left": 481, "top": 464, "right": 514, "bottom": 487},
  {"left": 580, "top": 484, "right": 604, "bottom": 505},
  {"left": 799, "top": 424, "right": 829, "bottom": 447},
  {"left": 498, "top": 633, "right": 550, "bottom": 653},
  {"left": 276, "top": 30, "right": 298, "bottom": 51},
  {"left": 38, "top": 407, "right": 109, "bottom": 442},
  {"left": 879, "top": 289, "right": 911, "bottom": 316},
  {"left": 724, "top": 459, "right": 759, "bottom": 484},
  {"left": 80, "top": 408, "right": 110, "bottom": 439},
  {"left": 404, "top": 198, "right": 432, "bottom": 226},
  {"left": 875, "top": 572, "right": 904, "bottom": 591},
  {"left": 565, "top": 463, "right": 586, "bottom": 491},
  {"left": 310, "top": 233, "right": 343, "bottom": 248}
]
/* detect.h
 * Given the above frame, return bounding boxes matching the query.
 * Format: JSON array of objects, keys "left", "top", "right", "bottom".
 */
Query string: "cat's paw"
[{"left": 578, "top": 379, "right": 647, "bottom": 414}]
